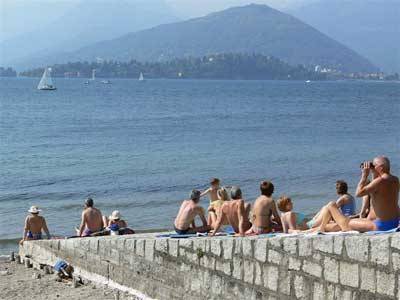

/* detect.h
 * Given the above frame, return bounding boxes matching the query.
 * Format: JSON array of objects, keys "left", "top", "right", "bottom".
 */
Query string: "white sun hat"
[
  {"left": 110, "top": 210, "right": 121, "bottom": 220},
  {"left": 28, "top": 206, "right": 41, "bottom": 214}
]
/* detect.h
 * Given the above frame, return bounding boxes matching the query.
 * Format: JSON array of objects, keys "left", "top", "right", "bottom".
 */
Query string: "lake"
[{"left": 0, "top": 77, "right": 399, "bottom": 253}]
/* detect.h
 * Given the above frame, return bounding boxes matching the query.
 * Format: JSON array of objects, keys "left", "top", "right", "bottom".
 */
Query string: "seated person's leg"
[
  {"left": 323, "top": 202, "right": 351, "bottom": 231},
  {"left": 348, "top": 218, "right": 376, "bottom": 232}
]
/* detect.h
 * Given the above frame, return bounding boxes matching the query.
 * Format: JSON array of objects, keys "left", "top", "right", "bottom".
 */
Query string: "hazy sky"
[
  {"left": 165, "top": 0, "right": 314, "bottom": 17},
  {"left": 0, "top": 0, "right": 315, "bottom": 41}
]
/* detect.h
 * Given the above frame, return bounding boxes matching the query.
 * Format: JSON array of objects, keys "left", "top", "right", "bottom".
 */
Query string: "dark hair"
[
  {"left": 336, "top": 180, "right": 348, "bottom": 194},
  {"left": 230, "top": 186, "right": 242, "bottom": 200},
  {"left": 260, "top": 181, "right": 274, "bottom": 196},
  {"left": 190, "top": 190, "right": 201, "bottom": 202},
  {"left": 85, "top": 198, "right": 94, "bottom": 207},
  {"left": 277, "top": 196, "right": 292, "bottom": 212},
  {"left": 210, "top": 178, "right": 220, "bottom": 185}
]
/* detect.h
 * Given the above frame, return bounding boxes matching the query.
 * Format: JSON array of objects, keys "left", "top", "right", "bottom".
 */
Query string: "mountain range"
[
  {"left": 19, "top": 4, "right": 377, "bottom": 73},
  {"left": 287, "top": 0, "right": 400, "bottom": 73},
  {"left": 0, "top": 0, "right": 179, "bottom": 69}
]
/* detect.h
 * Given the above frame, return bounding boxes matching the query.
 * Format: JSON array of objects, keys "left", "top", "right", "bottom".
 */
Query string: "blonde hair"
[
  {"left": 277, "top": 196, "right": 292, "bottom": 212},
  {"left": 217, "top": 187, "right": 229, "bottom": 201}
]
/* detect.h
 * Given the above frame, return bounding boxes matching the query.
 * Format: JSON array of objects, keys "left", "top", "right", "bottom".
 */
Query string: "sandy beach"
[{"left": 0, "top": 259, "right": 138, "bottom": 300}]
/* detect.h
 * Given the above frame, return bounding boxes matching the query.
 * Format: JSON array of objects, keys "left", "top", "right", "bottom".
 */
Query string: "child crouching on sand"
[{"left": 277, "top": 196, "right": 309, "bottom": 233}]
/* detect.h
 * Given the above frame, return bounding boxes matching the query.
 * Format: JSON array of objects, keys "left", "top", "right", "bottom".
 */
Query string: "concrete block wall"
[{"left": 19, "top": 232, "right": 400, "bottom": 300}]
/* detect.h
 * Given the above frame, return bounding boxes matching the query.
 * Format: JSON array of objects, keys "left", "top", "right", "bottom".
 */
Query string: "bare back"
[
  {"left": 25, "top": 215, "right": 46, "bottom": 234},
  {"left": 83, "top": 207, "right": 103, "bottom": 232},
  {"left": 370, "top": 174, "right": 399, "bottom": 221},
  {"left": 174, "top": 200, "right": 200, "bottom": 230},
  {"left": 252, "top": 195, "right": 276, "bottom": 228},
  {"left": 221, "top": 199, "right": 251, "bottom": 233}
]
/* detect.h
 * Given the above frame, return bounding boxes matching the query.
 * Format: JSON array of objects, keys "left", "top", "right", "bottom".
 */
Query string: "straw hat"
[
  {"left": 109, "top": 210, "right": 121, "bottom": 220},
  {"left": 28, "top": 206, "right": 41, "bottom": 214}
]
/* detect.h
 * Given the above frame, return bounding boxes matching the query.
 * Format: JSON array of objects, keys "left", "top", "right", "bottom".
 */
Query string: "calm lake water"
[{"left": 0, "top": 77, "right": 399, "bottom": 253}]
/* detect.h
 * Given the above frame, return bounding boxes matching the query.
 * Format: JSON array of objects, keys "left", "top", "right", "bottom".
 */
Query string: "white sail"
[
  {"left": 37, "top": 67, "right": 56, "bottom": 90},
  {"left": 91, "top": 69, "right": 96, "bottom": 81},
  {"left": 139, "top": 72, "right": 144, "bottom": 81}
]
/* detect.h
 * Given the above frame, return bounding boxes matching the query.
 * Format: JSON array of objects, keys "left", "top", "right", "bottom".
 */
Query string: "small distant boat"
[
  {"left": 84, "top": 80, "right": 90, "bottom": 85},
  {"left": 37, "top": 67, "right": 56, "bottom": 90},
  {"left": 305, "top": 80, "right": 311, "bottom": 83},
  {"left": 139, "top": 72, "right": 145, "bottom": 81},
  {"left": 101, "top": 80, "right": 112, "bottom": 84}
]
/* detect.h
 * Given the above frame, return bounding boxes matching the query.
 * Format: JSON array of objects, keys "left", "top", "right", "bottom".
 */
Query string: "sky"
[
  {"left": 0, "top": 0, "right": 316, "bottom": 41},
  {"left": 164, "top": 0, "right": 315, "bottom": 17}
]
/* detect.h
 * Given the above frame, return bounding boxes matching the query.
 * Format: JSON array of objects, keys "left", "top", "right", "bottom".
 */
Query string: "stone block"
[
  {"left": 298, "top": 237, "right": 312, "bottom": 257},
  {"left": 360, "top": 267, "right": 376, "bottom": 293},
  {"left": 302, "top": 260, "right": 322, "bottom": 277},
  {"left": 288, "top": 257, "right": 301, "bottom": 271},
  {"left": 268, "top": 250, "right": 282, "bottom": 264},
  {"left": 155, "top": 238, "right": 168, "bottom": 253},
  {"left": 268, "top": 237, "right": 282, "bottom": 249},
  {"left": 89, "top": 239, "right": 99, "bottom": 254},
  {"left": 210, "top": 274, "right": 223, "bottom": 295},
  {"left": 232, "top": 257, "right": 243, "bottom": 280},
  {"left": 136, "top": 239, "right": 145, "bottom": 257},
  {"left": 254, "top": 262, "right": 263, "bottom": 286},
  {"left": 376, "top": 270, "right": 395, "bottom": 297},
  {"left": 179, "top": 239, "right": 193, "bottom": 249},
  {"left": 391, "top": 233, "right": 400, "bottom": 250},
  {"left": 254, "top": 239, "right": 267, "bottom": 262},
  {"left": 392, "top": 252, "right": 400, "bottom": 271},
  {"left": 193, "top": 239, "right": 207, "bottom": 253},
  {"left": 109, "top": 248, "right": 120, "bottom": 265},
  {"left": 185, "top": 250, "right": 198, "bottom": 263},
  {"left": 313, "top": 281, "right": 325, "bottom": 300},
  {"left": 222, "top": 239, "right": 234, "bottom": 260},
  {"left": 190, "top": 272, "right": 202, "bottom": 293},
  {"left": 325, "top": 284, "right": 335, "bottom": 300},
  {"left": 243, "top": 260, "right": 255, "bottom": 284},
  {"left": 324, "top": 257, "right": 339, "bottom": 283},
  {"left": 294, "top": 275, "right": 309, "bottom": 299},
  {"left": 242, "top": 239, "right": 253, "bottom": 257},
  {"left": 210, "top": 239, "right": 222, "bottom": 257},
  {"left": 333, "top": 235, "right": 344, "bottom": 255},
  {"left": 283, "top": 238, "right": 297, "bottom": 255},
  {"left": 202, "top": 255, "right": 216, "bottom": 270},
  {"left": 216, "top": 259, "right": 231, "bottom": 276},
  {"left": 339, "top": 262, "right": 359, "bottom": 288},
  {"left": 335, "top": 287, "right": 352, "bottom": 300},
  {"left": 116, "top": 237, "right": 126, "bottom": 251},
  {"left": 125, "top": 239, "right": 135, "bottom": 253},
  {"left": 263, "top": 265, "right": 278, "bottom": 292},
  {"left": 234, "top": 239, "right": 242, "bottom": 255},
  {"left": 313, "top": 236, "right": 333, "bottom": 253},
  {"left": 168, "top": 239, "right": 179, "bottom": 257},
  {"left": 370, "top": 235, "right": 389, "bottom": 265},
  {"left": 345, "top": 236, "right": 368, "bottom": 262},
  {"left": 279, "top": 271, "right": 291, "bottom": 295}
]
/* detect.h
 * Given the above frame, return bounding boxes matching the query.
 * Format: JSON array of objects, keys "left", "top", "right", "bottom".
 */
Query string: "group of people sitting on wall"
[
  {"left": 20, "top": 155, "right": 399, "bottom": 244},
  {"left": 174, "top": 156, "right": 399, "bottom": 236},
  {"left": 20, "top": 198, "right": 134, "bottom": 244}
]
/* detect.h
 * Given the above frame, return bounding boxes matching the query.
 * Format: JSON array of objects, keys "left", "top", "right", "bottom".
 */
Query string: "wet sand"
[{"left": 0, "top": 259, "right": 139, "bottom": 300}]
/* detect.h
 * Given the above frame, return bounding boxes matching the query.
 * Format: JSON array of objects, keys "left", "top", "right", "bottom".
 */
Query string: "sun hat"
[
  {"left": 110, "top": 210, "right": 121, "bottom": 220},
  {"left": 28, "top": 206, "right": 41, "bottom": 214}
]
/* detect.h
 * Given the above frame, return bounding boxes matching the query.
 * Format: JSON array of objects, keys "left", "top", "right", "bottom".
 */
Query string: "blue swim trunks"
[{"left": 374, "top": 218, "right": 400, "bottom": 231}]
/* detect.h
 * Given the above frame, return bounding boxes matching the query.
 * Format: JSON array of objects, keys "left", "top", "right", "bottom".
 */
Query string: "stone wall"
[{"left": 19, "top": 232, "right": 400, "bottom": 300}]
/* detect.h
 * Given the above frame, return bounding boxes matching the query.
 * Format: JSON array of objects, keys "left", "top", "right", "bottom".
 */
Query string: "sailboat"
[
  {"left": 91, "top": 69, "right": 96, "bottom": 81},
  {"left": 138, "top": 72, "right": 145, "bottom": 81},
  {"left": 37, "top": 67, "right": 56, "bottom": 90}
]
